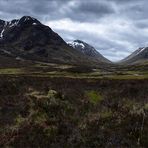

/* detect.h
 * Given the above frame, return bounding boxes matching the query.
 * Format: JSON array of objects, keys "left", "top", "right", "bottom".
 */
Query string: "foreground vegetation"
[{"left": 0, "top": 74, "right": 148, "bottom": 147}]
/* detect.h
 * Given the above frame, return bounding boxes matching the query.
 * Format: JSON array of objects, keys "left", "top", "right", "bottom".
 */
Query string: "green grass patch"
[
  {"left": 0, "top": 68, "right": 24, "bottom": 74},
  {"left": 144, "top": 103, "right": 148, "bottom": 111},
  {"left": 86, "top": 90, "right": 103, "bottom": 104}
]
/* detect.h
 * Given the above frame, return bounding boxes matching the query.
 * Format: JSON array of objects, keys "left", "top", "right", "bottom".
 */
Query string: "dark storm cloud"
[
  {"left": 0, "top": 0, "right": 115, "bottom": 22},
  {"left": 0, "top": 0, "right": 148, "bottom": 61},
  {"left": 107, "top": 0, "right": 141, "bottom": 3},
  {"left": 29, "top": 0, "right": 115, "bottom": 22},
  {"left": 78, "top": 2, "right": 113, "bottom": 14},
  {"left": 65, "top": 1, "right": 115, "bottom": 22}
]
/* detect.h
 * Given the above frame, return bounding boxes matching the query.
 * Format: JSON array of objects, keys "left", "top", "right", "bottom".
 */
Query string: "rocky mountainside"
[
  {"left": 0, "top": 16, "right": 65, "bottom": 47},
  {"left": 0, "top": 16, "right": 106, "bottom": 66},
  {"left": 67, "top": 40, "right": 111, "bottom": 63},
  {"left": 121, "top": 47, "right": 148, "bottom": 64}
]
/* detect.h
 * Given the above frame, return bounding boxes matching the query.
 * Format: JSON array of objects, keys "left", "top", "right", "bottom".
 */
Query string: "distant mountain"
[
  {"left": 0, "top": 16, "right": 108, "bottom": 66},
  {"left": 121, "top": 47, "right": 148, "bottom": 64},
  {"left": 67, "top": 40, "right": 111, "bottom": 63}
]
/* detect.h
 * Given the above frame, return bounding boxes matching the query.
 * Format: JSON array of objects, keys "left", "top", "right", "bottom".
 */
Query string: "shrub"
[
  {"left": 144, "top": 103, "right": 148, "bottom": 111},
  {"left": 86, "top": 90, "right": 103, "bottom": 105},
  {"left": 47, "top": 90, "right": 58, "bottom": 98}
]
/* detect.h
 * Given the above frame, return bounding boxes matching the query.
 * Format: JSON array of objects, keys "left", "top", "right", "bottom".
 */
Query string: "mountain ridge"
[
  {"left": 120, "top": 47, "right": 148, "bottom": 64},
  {"left": 67, "top": 40, "right": 111, "bottom": 63},
  {"left": 1, "top": 16, "right": 147, "bottom": 66},
  {"left": 0, "top": 16, "right": 110, "bottom": 66}
]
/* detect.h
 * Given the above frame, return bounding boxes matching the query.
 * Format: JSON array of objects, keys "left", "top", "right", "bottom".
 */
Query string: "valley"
[
  {"left": 0, "top": 16, "right": 148, "bottom": 147},
  {"left": 0, "top": 60, "right": 148, "bottom": 79}
]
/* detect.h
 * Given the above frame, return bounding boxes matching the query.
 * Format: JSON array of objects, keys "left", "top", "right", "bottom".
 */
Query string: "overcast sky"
[{"left": 0, "top": 0, "right": 148, "bottom": 61}]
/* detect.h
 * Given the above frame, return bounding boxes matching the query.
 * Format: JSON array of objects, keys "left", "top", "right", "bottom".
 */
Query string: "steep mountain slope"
[
  {"left": 67, "top": 40, "right": 111, "bottom": 63},
  {"left": 0, "top": 16, "right": 103, "bottom": 65},
  {"left": 121, "top": 47, "right": 148, "bottom": 64}
]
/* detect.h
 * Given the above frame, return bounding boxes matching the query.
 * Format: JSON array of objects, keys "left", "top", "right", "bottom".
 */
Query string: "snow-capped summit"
[
  {"left": 17, "top": 16, "right": 41, "bottom": 25},
  {"left": 0, "top": 16, "right": 68, "bottom": 58},
  {"left": 0, "top": 16, "right": 41, "bottom": 39},
  {"left": 67, "top": 40, "right": 111, "bottom": 63},
  {"left": 67, "top": 40, "right": 99, "bottom": 56},
  {"left": 21, "top": 16, "right": 36, "bottom": 21},
  {"left": 67, "top": 40, "right": 85, "bottom": 49}
]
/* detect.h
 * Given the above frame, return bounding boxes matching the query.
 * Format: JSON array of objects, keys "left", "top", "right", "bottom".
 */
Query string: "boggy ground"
[{"left": 0, "top": 75, "right": 148, "bottom": 147}]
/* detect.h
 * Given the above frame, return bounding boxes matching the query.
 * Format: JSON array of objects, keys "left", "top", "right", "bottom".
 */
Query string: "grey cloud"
[
  {"left": 54, "top": 29, "right": 135, "bottom": 61},
  {"left": 107, "top": 0, "right": 141, "bottom": 3},
  {"left": 75, "top": 1, "right": 114, "bottom": 16},
  {"left": 135, "top": 20, "right": 148, "bottom": 29},
  {"left": 0, "top": 0, "right": 115, "bottom": 22},
  {"left": 64, "top": 1, "right": 115, "bottom": 22}
]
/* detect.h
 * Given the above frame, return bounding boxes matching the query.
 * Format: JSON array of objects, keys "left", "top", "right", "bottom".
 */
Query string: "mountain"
[
  {"left": 67, "top": 40, "right": 111, "bottom": 63},
  {"left": 0, "top": 16, "right": 103, "bottom": 65},
  {"left": 121, "top": 47, "right": 148, "bottom": 64}
]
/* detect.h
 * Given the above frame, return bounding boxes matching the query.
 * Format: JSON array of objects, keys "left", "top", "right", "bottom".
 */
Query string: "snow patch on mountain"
[
  {"left": 32, "top": 22, "right": 37, "bottom": 25},
  {"left": 0, "top": 49, "right": 12, "bottom": 55},
  {"left": 138, "top": 47, "right": 146, "bottom": 54},
  {"left": 133, "top": 47, "right": 146, "bottom": 56},
  {"left": 0, "top": 29, "right": 5, "bottom": 38},
  {"left": 23, "top": 16, "right": 35, "bottom": 22},
  {"left": 0, "top": 22, "right": 7, "bottom": 38},
  {"left": 0, "top": 16, "right": 41, "bottom": 39},
  {"left": 9, "top": 20, "right": 19, "bottom": 28},
  {"left": 67, "top": 40, "right": 99, "bottom": 55},
  {"left": 67, "top": 40, "right": 111, "bottom": 63},
  {"left": 16, "top": 56, "right": 24, "bottom": 61},
  {"left": 67, "top": 41, "right": 85, "bottom": 49}
]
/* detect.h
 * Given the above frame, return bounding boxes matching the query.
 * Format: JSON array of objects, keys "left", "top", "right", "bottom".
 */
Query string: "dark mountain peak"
[
  {"left": 67, "top": 40, "right": 111, "bottom": 63},
  {"left": 74, "top": 40, "right": 84, "bottom": 43},
  {"left": 0, "top": 16, "right": 43, "bottom": 41},
  {"left": 0, "top": 16, "right": 41, "bottom": 30},
  {"left": 0, "top": 16, "right": 65, "bottom": 46},
  {"left": 18, "top": 16, "right": 41, "bottom": 26},
  {"left": 20, "top": 16, "right": 36, "bottom": 21},
  {"left": 0, "top": 16, "right": 68, "bottom": 62},
  {"left": 74, "top": 39, "right": 91, "bottom": 46},
  {"left": 0, "top": 19, "right": 5, "bottom": 25}
]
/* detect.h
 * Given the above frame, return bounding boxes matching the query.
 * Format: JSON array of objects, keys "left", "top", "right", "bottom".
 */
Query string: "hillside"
[
  {"left": 67, "top": 40, "right": 111, "bottom": 63},
  {"left": 120, "top": 47, "right": 148, "bottom": 64},
  {"left": 0, "top": 16, "right": 109, "bottom": 66}
]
